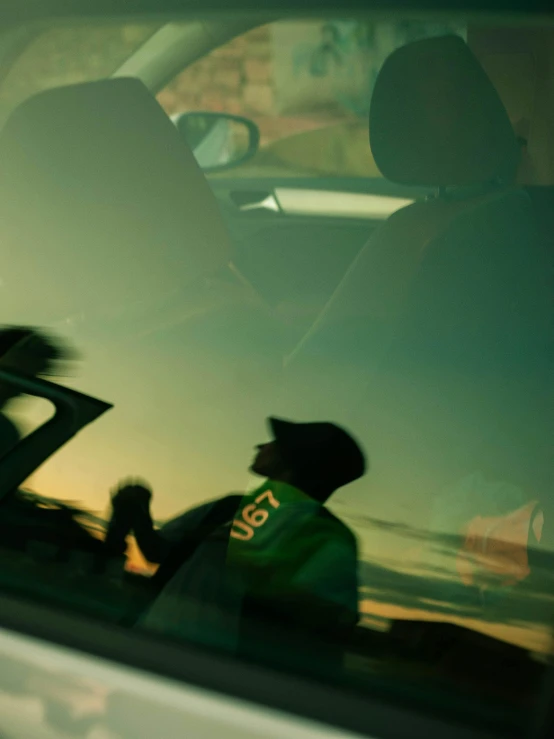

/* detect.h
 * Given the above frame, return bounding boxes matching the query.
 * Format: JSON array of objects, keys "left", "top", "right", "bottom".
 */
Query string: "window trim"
[{"left": 0, "top": 589, "right": 520, "bottom": 739}]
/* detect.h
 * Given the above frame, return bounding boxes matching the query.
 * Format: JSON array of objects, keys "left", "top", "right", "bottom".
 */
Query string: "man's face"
[{"left": 250, "top": 440, "right": 286, "bottom": 478}]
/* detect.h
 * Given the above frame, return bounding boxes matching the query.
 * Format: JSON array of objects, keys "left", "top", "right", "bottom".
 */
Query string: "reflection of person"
[
  {"left": 114, "top": 417, "right": 366, "bottom": 671},
  {"left": 0, "top": 326, "right": 74, "bottom": 459},
  {"left": 104, "top": 480, "right": 158, "bottom": 560}
]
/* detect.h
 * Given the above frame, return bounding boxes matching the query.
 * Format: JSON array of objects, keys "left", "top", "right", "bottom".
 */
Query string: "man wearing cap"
[{"left": 110, "top": 417, "right": 366, "bottom": 672}]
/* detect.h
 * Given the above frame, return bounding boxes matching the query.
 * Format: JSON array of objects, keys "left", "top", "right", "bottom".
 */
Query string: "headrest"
[
  {"left": 0, "top": 78, "right": 231, "bottom": 324},
  {"left": 369, "top": 36, "right": 520, "bottom": 187}
]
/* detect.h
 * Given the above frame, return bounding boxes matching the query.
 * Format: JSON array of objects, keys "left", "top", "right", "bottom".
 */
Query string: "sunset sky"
[{"left": 8, "top": 337, "right": 553, "bottom": 658}]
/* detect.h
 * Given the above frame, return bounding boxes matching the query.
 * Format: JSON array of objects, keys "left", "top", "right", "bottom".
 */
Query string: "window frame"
[
  {"left": 0, "top": 6, "right": 552, "bottom": 737},
  {"left": 0, "top": 589, "right": 518, "bottom": 739}
]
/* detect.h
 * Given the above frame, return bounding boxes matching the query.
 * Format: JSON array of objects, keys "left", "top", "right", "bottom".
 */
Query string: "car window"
[
  {"left": 0, "top": 13, "right": 553, "bottom": 739},
  {"left": 158, "top": 20, "right": 466, "bottom": 178}
]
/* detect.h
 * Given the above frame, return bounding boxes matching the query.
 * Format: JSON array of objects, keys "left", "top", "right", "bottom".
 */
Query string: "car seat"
[
  {"left": 285, "top": 36, "right": 554, "bottom": 504},
  {"left": 0, "top": 77, "right": 236, "bottom": 327}
]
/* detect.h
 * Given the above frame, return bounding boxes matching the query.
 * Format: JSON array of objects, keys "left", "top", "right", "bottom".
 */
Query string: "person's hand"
[{"left": 111, "top": 479, "right": 152, "bottom": 512}]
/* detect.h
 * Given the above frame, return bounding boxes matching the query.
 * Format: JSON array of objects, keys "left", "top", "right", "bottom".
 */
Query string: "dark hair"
[{"left": 0, "top": 326, "right": 74, "bottom": 376}]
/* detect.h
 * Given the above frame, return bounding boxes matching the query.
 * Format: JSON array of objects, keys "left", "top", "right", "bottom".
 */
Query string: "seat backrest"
[
  {"left": 286, "top": 36, "right": 554, "bottom": 497},
  {"left": 0, "top": 77, "right": 232, "bottom": 326}
]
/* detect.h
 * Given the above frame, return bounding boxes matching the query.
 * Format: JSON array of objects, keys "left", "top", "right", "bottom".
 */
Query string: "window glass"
[
  {"left": 158, "top": 20, "right": 466, "bottom": 178},
  {"left": 0, "top": 15, "right": 552, "bottom": 737},
  {"left": 0, "top": 22, "right": 162, "bottom": 126}
]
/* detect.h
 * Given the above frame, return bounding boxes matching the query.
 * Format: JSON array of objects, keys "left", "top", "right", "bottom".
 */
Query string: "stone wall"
[
  {"left": 156, "top": 25, "right": 335, "bottom": 147},
  {"left": 158, "top": 27, "right": 272, "bottom": 116}
]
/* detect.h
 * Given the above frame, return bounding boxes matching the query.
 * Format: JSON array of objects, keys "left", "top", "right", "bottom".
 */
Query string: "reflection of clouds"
[
  {"left": 358, "top": 558, "right": 480, "bottom": 618},
  {"left": 0, "top": 692, "right": 52, "bottom": 738},
  {"left": 0, "top": 650, "right": 108, "bottom": 737},
  {"left": 28, "top": 672, "right": 109, "bottom": 716},
  {"left": 430, "top": 472, "right": 529, "bottom": 539},
  {"left": 351, "top": 517, "right": 554, "bottom": 652}
]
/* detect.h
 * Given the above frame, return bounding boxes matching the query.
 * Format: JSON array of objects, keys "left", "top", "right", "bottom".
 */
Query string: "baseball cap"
[{"left": 269, "top": 416, "right": 367, "bottom": 495}]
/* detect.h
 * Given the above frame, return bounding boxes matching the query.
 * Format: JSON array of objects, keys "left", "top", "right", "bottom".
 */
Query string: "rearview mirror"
[{"left": 175, "top": 112, "right": 260, "bottom": 172}]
